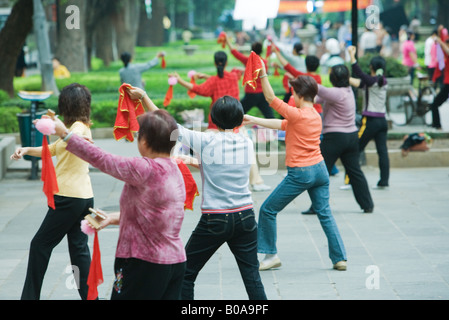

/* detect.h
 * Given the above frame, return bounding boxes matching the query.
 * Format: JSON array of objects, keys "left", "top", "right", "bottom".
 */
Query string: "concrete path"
[{"left": 0, "top": 137, "right": 448, "bottom": 300}]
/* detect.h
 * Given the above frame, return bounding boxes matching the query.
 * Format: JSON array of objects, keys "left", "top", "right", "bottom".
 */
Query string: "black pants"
[
  {"left": 241, "top": 92, "right": 274, "bottom": 119},
  {"left": 431, "top": 83, "right": 449, "bottom": 128},
  {"left": 21, "top": 195, "right": 94, "bottom": 300},
  {"left": 181, "top": 209, "right": 267, "bottom": 300},
  {"left": 321, "top": 132, "right": 374, "bottom": 211},
  {"left": 111, "top": 258, "right": 185, "bottom": 300},
  {"left": 358, "top": 116, "right": 390, "bottom": 187}
]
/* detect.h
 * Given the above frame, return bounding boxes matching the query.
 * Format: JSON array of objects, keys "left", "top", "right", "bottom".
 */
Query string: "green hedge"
[
  {"left": 0, "top": 106, "right": 22, "bottom": 133},
  {"left": 356, "top": 53, "right": 409, "bottom": 78}
]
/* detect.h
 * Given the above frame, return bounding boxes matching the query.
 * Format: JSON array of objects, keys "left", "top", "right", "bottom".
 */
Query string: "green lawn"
[
  {"left": 2, "top": 39, "right": 301, "bottom": 132},
  {"left": 6, "top": 37, "right": 420, "bottom": 133}
]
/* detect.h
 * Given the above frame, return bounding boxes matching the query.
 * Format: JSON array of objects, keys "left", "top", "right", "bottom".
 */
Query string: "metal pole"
[
  {"left": 33, "top": 0, "right": 59, "bottom": 95},
  {"left": 29, "top": 100, "right": 39, "bottom": 180},
  {"left": 352, "top": 0, "right": 358, "bottom": 52}
]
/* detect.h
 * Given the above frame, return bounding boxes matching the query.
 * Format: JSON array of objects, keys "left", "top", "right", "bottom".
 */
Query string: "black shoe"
[
  {"left": 301, "top": 208, "right": 316, "bottom": 215},
  {"left": 363, "top": 208, "right": 374, "bottom": 213},
  {"left": 372, "top": 184, "right": 389, "bottom": 190}
]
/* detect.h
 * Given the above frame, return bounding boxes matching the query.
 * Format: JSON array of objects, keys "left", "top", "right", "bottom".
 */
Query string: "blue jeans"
[
  {"left": 182, "top": 209, "right": 267, "bottom": 300},
  {"left": 257, "top": 161, "right": 347, "bottom": 264}
]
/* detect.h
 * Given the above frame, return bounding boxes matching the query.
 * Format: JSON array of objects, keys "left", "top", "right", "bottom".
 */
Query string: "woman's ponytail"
[
  {"left": 370, "top": 56, "right": 386, "bottom": 87},
  {"left": 214, "top": 51, "right": 227, "bottom": 78},
  {"left": 376, "top": 68, "right": 385, "bottom": 87}
]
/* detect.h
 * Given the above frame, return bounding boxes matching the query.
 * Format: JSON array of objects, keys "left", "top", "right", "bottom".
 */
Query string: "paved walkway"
[{"left": 0, "top": 137, "right": 449, "bottom": 300}]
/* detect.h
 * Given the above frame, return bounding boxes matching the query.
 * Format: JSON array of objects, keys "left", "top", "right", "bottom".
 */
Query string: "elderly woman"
[{"left": 49, "top": 108, "right": 187, "bottom": 300}]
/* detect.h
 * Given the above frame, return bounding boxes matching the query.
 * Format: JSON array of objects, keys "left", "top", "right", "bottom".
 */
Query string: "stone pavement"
[{"left": 0, "top": 138, "right": 449, "bottom": 301}]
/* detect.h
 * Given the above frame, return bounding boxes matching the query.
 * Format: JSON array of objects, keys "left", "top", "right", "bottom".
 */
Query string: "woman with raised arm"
[
  {"left": 317, "top": 65, "right": 374, "bottom": 213},
  {"left": 171, "top": 51, "right": 271, "bottom": 192},
  {"left": 170, "top": 51, "right": 242, "bottom": 131},
  {"left": 127, "top": 87, "right": 267, "bottom": 300},
  {"left": 244, "top": 62, "right": 347, "bottom": 272},
  {"left": 348, "top": 45, "right": 390, "bottom": 189},
  {"left": 224, "top": 33, "right": 274, "bottom": 119}
]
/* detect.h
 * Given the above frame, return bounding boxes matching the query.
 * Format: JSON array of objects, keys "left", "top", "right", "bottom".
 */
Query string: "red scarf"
[
  {"left": 265, "top": 44, "right": 272, "bottom": 60},
  {"left": 187, "top": 77, "right": 197, "bottom": 99},
  {"left": 175, "top": 159, "right": 199, "bottom": 210},
  {"left": 163, "top": 85, "right": 174, "bottom": 107},
  {"left": 41, "top": 136, "right": 58, "bottom": 209},
  {"left": 113, "top": 83, "right": 145, "bottom": 142},
  {"left": 217, "top": 31, "right": 226, "bottom": 48},
  {"left": 274, "top": 66, "right": 280, "bottom": 76},
  {"left": 242, "top": 51, "right": 264, "bottom": 90},
  {"left": 87, "top": 231, "right": 103, "bottom": 300}
]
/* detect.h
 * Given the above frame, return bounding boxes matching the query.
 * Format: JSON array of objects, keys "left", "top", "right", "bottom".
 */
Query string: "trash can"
[
  {"left": 17, "top": 110, "right": 47, "bottom": 161},
  {"left": 17, "top": 91, "right": 53, "bottom": 180}
]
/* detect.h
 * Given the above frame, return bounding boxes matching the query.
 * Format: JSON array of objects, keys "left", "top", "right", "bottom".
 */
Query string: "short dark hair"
[
  {"left": 305, "top": 55, "right": 320, "bottom": 72},
  {"left": 251, "top": 42, "right": 263, "bottom": 56},
  {"left": 289, "top": 75, "right": 318, "bottom": 102},
  {"left": 329, "top": 64, "right": 350, "bottom": 88},
  {"left": 120, "top": 52, "right": 132, "bottom": 67},
  {"left": 293, "top": 42, "right": 303, "bottom": 55},
  {"left": 210, "top": 96, "right": 244, "bottom": 130},
  {"left": 58, "top": 83, "right": 91, "bottom": 127},
  {"left": 138, "top": 110, "right": 178, "bottom": 155}
]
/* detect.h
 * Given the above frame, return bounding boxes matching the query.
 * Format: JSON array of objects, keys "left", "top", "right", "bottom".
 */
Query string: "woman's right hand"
[
  {"left": 126, "top": 86, "right": 146, "bottom": 100},
  {"left": 10, "top": 147, "right": 29, "bottom": 160},
  {"left": 86, "top": 208, "right": 116, "bottom": 230},
  {"left": 347, "top": 46, "right": 356, "bottom": 57}
]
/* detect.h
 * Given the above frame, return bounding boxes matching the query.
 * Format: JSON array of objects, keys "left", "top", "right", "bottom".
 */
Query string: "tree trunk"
[
  {"left": 33, "top": 0, "right": 59, "bottom": 95},
  {"left": 137, "top": 0, "right": 166, "bottom": 47},
  {"left": 137, "top": 0, "right": 152, "bottom": 47},
  {"left": 112, "top": 0, "right": 140, "bottom": 57},
  {"left": 149, "top": 0, "right": 167, "bottom": 46},
  {"left": 85, "top": 0, "right": 117, "bottom": 69},
  {"left": 55, "top": 0, "right": 88, "bottom": 72},
  {"left": 94, "top": 14, "right": 116, "bottom": 67},
  {"left": 437, "top": 0, "right": 449, "bottom": 27},
  {"left": 0, "top": 0, "right": 34, "bottom": 97}
]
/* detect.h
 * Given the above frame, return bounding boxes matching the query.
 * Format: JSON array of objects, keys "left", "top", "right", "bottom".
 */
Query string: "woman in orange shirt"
[{"left": 243, "top": 67, "right": 347, "bottom": 272}]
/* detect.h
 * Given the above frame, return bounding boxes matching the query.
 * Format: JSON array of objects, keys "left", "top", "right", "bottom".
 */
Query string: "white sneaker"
[
  {"left": 333, "top": 260, "right": 347, "bottom": 271},
  {"left": 339, "top": 184, "right": 352, "bottom": 190},
  {"left": 252, "top": 184, "right": 271, "bottom": 192},
  {"left": 259, "top": 257, "right": 282, "bottom": 271}
]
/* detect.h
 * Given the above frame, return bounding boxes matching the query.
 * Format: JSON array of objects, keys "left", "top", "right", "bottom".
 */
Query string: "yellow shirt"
[
  {"left": 54, "top": 65, "right": 71, "bottom": 79},
  {"left": 48, "top": 121, "right": 93, "bottom": 199}
]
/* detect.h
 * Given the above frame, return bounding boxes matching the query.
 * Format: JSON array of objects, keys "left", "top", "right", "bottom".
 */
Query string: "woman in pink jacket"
[{"left": 50, "top": 108, "right": 186, "bottom": 300}]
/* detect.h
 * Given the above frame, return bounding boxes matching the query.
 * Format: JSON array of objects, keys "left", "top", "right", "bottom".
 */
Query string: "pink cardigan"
[{"left": 66, "top": 134, "right": 186, "bottom": 265}]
